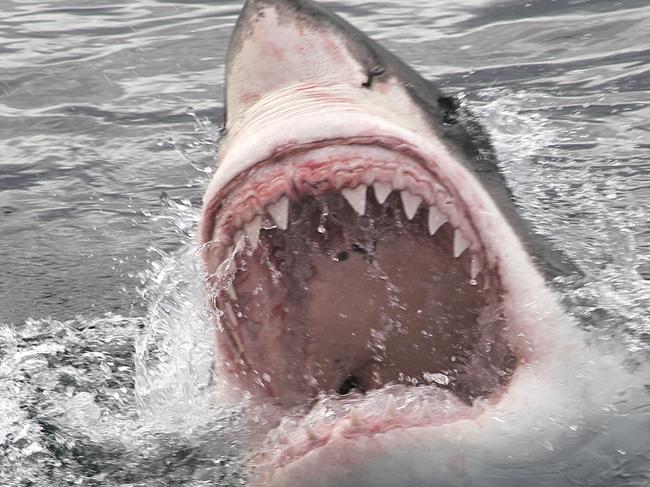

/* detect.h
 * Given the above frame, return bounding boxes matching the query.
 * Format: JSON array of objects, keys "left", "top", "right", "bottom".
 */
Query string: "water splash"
[
  {"left": 0, "top": 203, "right": 249, "bottom": 485},
  {"left": 0, "top": 115, "right": 251, "bottom": 485},
  {"left": 1, "top": 90, "right": 648, "bottom": 485},
  {"left": 474, "top": 88, "right": 650, "bottom": 355}
]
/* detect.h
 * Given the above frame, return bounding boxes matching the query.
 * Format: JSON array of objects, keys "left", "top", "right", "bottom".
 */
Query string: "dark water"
[{"left": 1, "top": 0, "right": 649, "bottom": 485}]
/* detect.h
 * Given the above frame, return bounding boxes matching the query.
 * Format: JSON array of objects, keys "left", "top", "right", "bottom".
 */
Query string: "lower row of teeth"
[
  {"left": 218, "top": 182, "right": 490, "bottom": 288},
  {"left": 275, "top": 393, "right": 474, "bottom": 445}
]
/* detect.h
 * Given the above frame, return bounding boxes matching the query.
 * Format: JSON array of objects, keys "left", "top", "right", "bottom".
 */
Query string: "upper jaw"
[
  {"left": 201, "top": 81, "right": 446, "bottom": 219},
  {"left": 203, "top": 88, "right": 502, "bottom": 280},
  {"left": 202, "top": 82, "right": 482, "bottom": 251},
  {"left": 202, "top": 138, "right": 490, "bottom": 271}
]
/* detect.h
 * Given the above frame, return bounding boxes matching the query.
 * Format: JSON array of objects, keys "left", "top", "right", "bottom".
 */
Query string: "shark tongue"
[{"left": 215, "top": 189, "right": 514, "bottom": 407}]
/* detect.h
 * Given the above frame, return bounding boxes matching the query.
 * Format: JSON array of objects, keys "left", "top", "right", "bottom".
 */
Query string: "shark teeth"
[
  {"left": 268, "top": 196, "right": 289, "bottom": 230},
  {"left": 349, "top": 407, "right": 363, "bottom": 427},
  {"left": 222, "top": 302, "right": 245, "bottom": 354},
  {"left": 244, "top": 215, "right": 262, "bottom": 250},
  {"left": 384, "top": 394, "right": 399, "bottom": 417},
  {"left": 470, "top": 257, "right": 481, "bottom": 280},
  {"left": 400, "top": 191, "right": 422, "bottom": 220},
  {"left": 428, "top": 206, "right": 448, "bottom": 235},
  {"left": 220, "top": 180, "right": 489, "bottom": 290},
  {"left": 226, "top": 283, "right": 238, "bottom": 301},
  {"left": 342, "top": 184, "right": 367, "bottom": 215},
  {"left": 373, "top": 181, "right": 392, "bottom": 204},
  {"left": 303, "top": 422, "right": 319, "bottom": 441},
  {"left": 453, "top": 229, "right": 470, "bottom": 258}
]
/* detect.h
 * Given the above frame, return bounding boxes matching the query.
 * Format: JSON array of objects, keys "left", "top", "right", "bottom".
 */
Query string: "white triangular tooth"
[
  {"left": 226, "top": 283, "right": 238, "bottom": 301},
  {"left": 373, "top": 182, "right": 392, "bottom": 204},
  {"left": 349, "top": 407, "right": 363, "bottom": 427},
  {"left": 223, "top": 301, "right": 238, "bottom": 326},
  {"left": 230, "top": 331, "right": 245, "bottom": 355},
  {"left": 470, "top": 257, "right": 481, "bottom": 280},
  {"left": 341, "top": 185, "right": 367, "bottom": 215},
  {"left": 303, "top": 422, "right": 319, "bottom": 441},
  {"left": 244, "top": 216, "right": 262, "bottom": 250},
  {"left": 231, "top": 237, "right": 247, "bottom": 261},
  {"left": 384, "top": 394, "right": 398, "bottom": 417},
  {"left": 453, "top": 230, "right": 470, "bottom": 258},
  {"left": 400, "top": 191, "right": 422, "bottom": 220},
  {"left": 428, "top": 207, "right": 448, "bottom": 235},
  {"left": 267, "top": 196, "right": 289, "bottom": 230},
  {"left": 222, "top": 303, "right": 245, "bottom": 353}
]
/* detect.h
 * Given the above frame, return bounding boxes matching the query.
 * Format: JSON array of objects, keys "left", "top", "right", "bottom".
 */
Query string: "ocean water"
[{"left": 0, "top": 0, "right": 649, "bottom": 485}]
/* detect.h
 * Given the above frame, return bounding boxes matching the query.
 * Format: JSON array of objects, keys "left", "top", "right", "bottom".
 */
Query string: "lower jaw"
[
  {"left": 251, "top": 384, "right": 502, "bottom": 487},
  {"left": 255, "top": 359, "right": 578, "bottom": 487},
  {"left": 261, "top": 383, "right": 484, "bottom": 459},
  {"left": 252, "top": 350, "right": 610, "bottom": 487}
]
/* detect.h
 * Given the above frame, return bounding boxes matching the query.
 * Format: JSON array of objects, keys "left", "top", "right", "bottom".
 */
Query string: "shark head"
[{"left": 199, "top": 1, "right": 648, "bottom": 485}]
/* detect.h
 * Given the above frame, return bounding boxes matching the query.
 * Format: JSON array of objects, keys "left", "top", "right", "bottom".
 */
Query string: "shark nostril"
[{"left": 337, "top": 375, "right": 363, "bottom": 395}]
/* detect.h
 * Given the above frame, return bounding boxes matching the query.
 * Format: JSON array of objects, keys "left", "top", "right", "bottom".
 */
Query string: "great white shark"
[{"left": 198, "top": 1, "right": 650, "bottom": 485}]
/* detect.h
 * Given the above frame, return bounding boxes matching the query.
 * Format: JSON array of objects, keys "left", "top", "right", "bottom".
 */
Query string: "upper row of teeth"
[{"left": 226, "top": 182, "right": 484, "bottom": 282}]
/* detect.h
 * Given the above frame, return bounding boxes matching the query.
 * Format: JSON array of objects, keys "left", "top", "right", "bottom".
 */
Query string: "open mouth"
[{"left": 202, "top": 138, "right": 519, "bottom": 460}]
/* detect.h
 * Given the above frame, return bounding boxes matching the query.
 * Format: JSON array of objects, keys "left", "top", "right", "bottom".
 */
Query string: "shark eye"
[
  {"left": 438, "top": 95, "right": 459, "bottom": 125},
  {"left": 361, "top": 66, "right": 386, "bottom": 88}
]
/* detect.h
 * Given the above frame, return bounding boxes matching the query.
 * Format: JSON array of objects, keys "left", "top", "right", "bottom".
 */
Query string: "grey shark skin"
[{"left": 199, "top": 1, "right": 650, "bottom": 486}]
